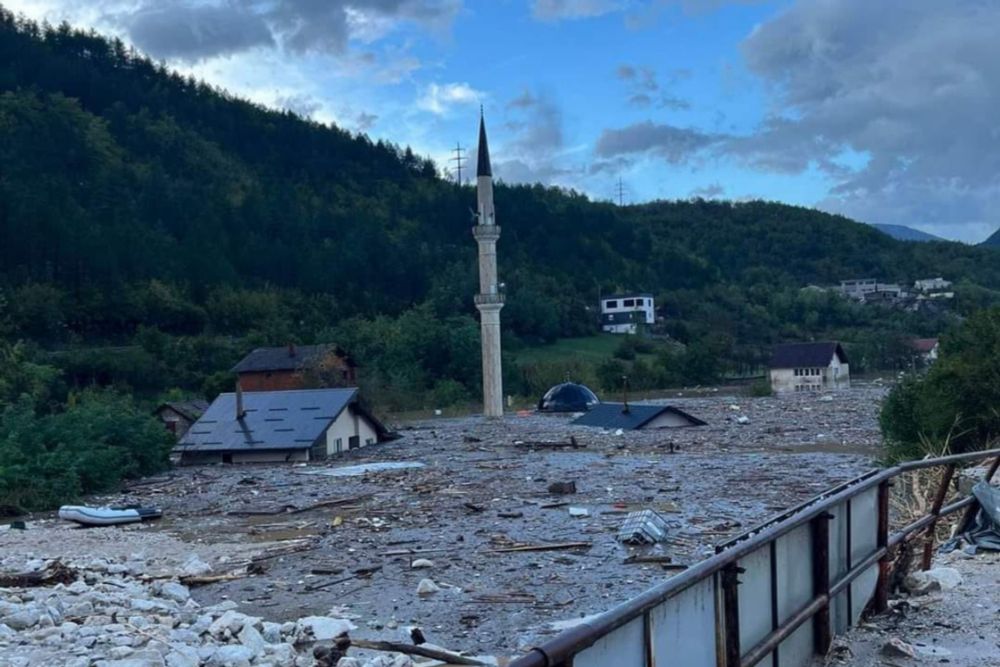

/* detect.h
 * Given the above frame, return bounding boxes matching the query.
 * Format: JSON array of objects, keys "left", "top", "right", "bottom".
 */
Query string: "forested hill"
[
  {"left": 983, "top": 229, "right": 1000, "bottom": 246},
  {"left": 2, "top": 9, "right": 1000, "bottom": 405}
]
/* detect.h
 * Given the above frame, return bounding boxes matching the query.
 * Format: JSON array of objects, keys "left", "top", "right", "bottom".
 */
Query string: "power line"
[
  {"left": 615, "top": 177, "right": 627, "bottom": 206},
  {"left": 450, "top": 142, "right": 467, "bottom": 185}
]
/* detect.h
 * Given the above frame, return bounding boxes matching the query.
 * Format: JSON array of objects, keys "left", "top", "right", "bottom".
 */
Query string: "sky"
[{"left": 7, "top": 0, "right": 1000, "bottom": 243}]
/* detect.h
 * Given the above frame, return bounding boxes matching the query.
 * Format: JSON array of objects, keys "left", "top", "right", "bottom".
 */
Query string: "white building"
[
  {"left": 769, "top": 342, "right": 850, "bottom": 393},
  {"left": 838, "top": 279, "right": 877, "bottom": 300},
  {"left": 914, "top": 277, "right": 952, "bottom": 292},
  {"left": 600, "top": 293, "right": 655, "bottom": 334}
]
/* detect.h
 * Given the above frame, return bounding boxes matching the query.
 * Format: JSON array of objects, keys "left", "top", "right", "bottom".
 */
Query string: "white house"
[
  {"left": 174, "top": 388, "right": 389, "bottom": 464},
  {"left": 769, "top": 342, "right": 850, "bottom": 393},
  {"left": 838, "top": 279, "right": 877, "bottom": 300},
  {"left": 600, "top": 293, "right": 655, "bottom": 334},
  {"left": 914, "top": 277, "right": 952, "bottom": 292}
]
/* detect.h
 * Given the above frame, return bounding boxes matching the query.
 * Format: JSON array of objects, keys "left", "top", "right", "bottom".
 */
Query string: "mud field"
[{"left": 7, "top": 386, "right": 888, "bottom": 657}]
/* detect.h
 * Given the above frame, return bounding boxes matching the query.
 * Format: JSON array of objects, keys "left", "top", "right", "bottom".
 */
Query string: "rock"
[
  {"left": 207, "top": 645, "right": 254, "bottom": 667},
  {"left": 416, "top": 579, "right": 440, "bottom": 596},
  {"left": 410, "top": 559, "right": 434, "bottom": 569},
  {"left": 2, "top": 609, "right": 40, "bottom": 630},
  {"left": 165, "top": 646, "right": 200, "bottom": 667},
  {"left": 180, "top": 555, "right": 212, "bottom": 577},
  {"left": 736, "top": 415, "right": 750, "bottom": 425},
  {"left": 904, "top": 567, "right": 962, "bottom": 596},
  {"left": 0, "top": 623, "right": 15, "bottom": 639},
  {"left": 239, "top": 623, "right": 266, "bottom": 654},
  {"left": 158, "top": 582, "right": 190, "bottom": 604},
  {"left": 296, "top": 616, "right": 356, "bottom": 641},
  {"left": 261, "top": 621, "right": 283, "bottom": 643},
  {"left": 66, "top": 601, "right": 95, "bottom": 617},
  {"left": 881, "top": 637, "right": 916, "bottom": 658},
  {"left": 264, "top": 643, "right": 297, "bottom": 666},
  {"left": 209, "top": 610, "right": 257, "bottom": 637},
  {"left": 335, "top": 660, "right": 362, "bottom": 667}
]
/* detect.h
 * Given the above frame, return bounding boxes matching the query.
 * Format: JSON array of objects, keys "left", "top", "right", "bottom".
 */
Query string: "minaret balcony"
[
  {"left": 474, "top": 293, "right": 505, "bottom": 306},
  {"left": 472, "top": 224, "right": 502, "bottom": 241}
]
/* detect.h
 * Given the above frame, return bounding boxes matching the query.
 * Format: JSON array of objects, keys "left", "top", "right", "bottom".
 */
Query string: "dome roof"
[{"left": 537, "top": 382, "right": 601, "bottom": 413}]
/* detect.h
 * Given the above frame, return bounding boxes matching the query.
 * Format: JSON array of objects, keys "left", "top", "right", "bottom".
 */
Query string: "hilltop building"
[
  {"left": 914, "top": 277, "right": 952, "bottom": 292},
  {"left": 769, "top": 342, "right": 850, "bottom": 393},
  {"left": 600, "top": 293, "right": 655, "bottom": 334},
  {"left": 910, "top": 338, "right": 940, "bottom": 365},
  {"left": 232, "top": 344, "right": 356, "bottom": 392},
  {"left": 174, "top": 388, "right": 388, "bottom": 465},
  {"left": 473, "top": 112, "right": 504, "bottom": 418}
]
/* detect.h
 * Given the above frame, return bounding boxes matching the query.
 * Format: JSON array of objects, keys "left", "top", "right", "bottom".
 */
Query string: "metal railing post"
[
  {"left": 812, "top": 513, "right": 833, "bottom": 654},
  {"left": 875, "top": 480, "right": 891, "bottom": 612},
  {"left": 921, "top": 463, "right": 956, "bottom": 570},
  {"left": 721, "top": 564, "right": 742, "bottom": 667}
]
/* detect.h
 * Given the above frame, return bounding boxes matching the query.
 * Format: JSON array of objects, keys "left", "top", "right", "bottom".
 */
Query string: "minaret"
[{"left": 473, "top": 111, "right": 504, "bottom": 418}]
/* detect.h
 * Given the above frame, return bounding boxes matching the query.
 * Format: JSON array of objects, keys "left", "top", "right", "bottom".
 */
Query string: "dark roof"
[
  {"left": 769, "top": 342, "right": 848, "bottom": 369},
  {"left": 538, "top": 383, "right": 601, "bottom": 413},
  {"left": 232, "top": 344, "right": 350, "bottom": 373},
  {"left": 477, "top": 112, "right": 492, "bottom": 177},
  {"left": 572, "top": 403, "right": 706, "bottom": 430},
  {"left": 910, "top": 338, "right": 939, "bottom": 353},
  {"left": 175, "top": 388, "right": 381, "bottom": 453},
  {"left": 156, "top": 400, "right": 209, "bottom": 422}
]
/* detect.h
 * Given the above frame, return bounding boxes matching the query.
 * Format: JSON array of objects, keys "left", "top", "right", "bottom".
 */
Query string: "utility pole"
[
  {"left": 450, "top": 142, "right": 467, "bottom": 185},
  {"left": 615, "top": 177, "right": 627, "bottom": 206}
]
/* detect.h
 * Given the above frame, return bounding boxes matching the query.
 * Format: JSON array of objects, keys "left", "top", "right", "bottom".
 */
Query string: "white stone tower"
[{"left": 473, "top": 111, "right": 504, "bottom": 418}]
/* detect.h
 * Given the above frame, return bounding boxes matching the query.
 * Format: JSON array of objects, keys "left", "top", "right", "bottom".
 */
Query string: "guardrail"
[{"left": 508, "top": 448, "right": 1000, "bottom": 667}]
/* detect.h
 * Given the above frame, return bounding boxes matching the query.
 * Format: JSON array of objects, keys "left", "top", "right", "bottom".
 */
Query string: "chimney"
[
  {"left": 288, "top": 342, "right": 296, "bottom": 357},
  {"left": 236, "top": 380, "right": 246, "bottom": 420},
  {"left": 621, "top": 375, "right": 630, "bottom": 414}
]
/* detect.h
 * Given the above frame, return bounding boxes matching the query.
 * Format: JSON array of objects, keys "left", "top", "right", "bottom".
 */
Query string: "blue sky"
[{"left": 8, "top": 1, "right": 1000, "bottom": 243}]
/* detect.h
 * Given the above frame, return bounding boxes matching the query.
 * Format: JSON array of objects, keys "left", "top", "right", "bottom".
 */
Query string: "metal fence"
[{"left": 508, "top": 448, "right": 1000, "bottom": 667}]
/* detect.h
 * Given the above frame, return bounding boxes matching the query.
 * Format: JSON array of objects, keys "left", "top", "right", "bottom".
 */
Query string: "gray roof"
[
  {"left": 769, "top": 342, "right": 848, "bottom": 369},
  {"left": 572, "top": 403, "right": 706, "bottom": 430},
  {"left": 175, "top": 388, "right": 359, "bottom": 453},
  {"left": 156, "top": 400, "right": 209, "bottom": 422},
  {"left": 232, "top": 344, "right": 349, "bottom": 373}
]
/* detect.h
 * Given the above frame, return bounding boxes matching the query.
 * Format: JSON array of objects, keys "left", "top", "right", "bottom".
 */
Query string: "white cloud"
[
  {"left": 416, "top": 82, "right": 484, "bottom": 115},
  {"left": 531, "top": 0, "right": 623, "bottom": 21}
]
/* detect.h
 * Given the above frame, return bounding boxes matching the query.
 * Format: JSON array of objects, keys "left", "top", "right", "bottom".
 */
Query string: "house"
[
  {"left": 155, "top": 400, "right": 209, "bottom": 440},
  {"left": 769, "top": 342, "right": 850, "bottom": 393},
  {"left": 174, "top": 388, "right": 389, "bottom": 464},
  {"left": 838, "top": 279, "right": 877, "bottom": 300},
  {"left": 914, "top": 278, "right": 952, "bottom": 292},
  {"left": 600, "top": 293, "right": 655, "bottom": 334},
  {"left": 910, "top": 338, "right": 940, "bottom": 365},
  {"left": 233, "top": 344, "right": 357, "bottom": 392},
  {"left": 572, "top": 402, "right": 706, "bottom": 430}
]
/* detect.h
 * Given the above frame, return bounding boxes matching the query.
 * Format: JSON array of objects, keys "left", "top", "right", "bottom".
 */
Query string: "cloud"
[
  {"left": 531, "top": 0, "right": 623, "bottom": 21},
  {"left": 275, "top": 93, "right": 322, "bottom": 119},
  {"left": 595, "top": 121, "right": 718, "bottom": 162},
  {"left": 107, "top": 0, "right": 461, "bottom": 61},
  {"left": 416, "top": 82, "right": 484, "bottom": 115},
  {"left": 122, "top": 3, "right": 273, "bottom": 61},
  {"left": 689, "top": 182, "right": 725, "bottom": 198},
  {"left": 731, "top": 0, "right": 1000, "bottom": 239},
  {"left": 356, "top": 111, "right": 379, "bottom": 132},
  {"left": 616, "top": 63, "right": 691, "bottom": 110}
]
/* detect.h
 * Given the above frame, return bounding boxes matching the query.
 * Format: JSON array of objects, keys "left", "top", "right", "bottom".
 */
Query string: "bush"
[
  {"left": 0, "top": 392, "right": 174, "bottom": 514},
  {"left": 880, "top": 307, "right": 1000, "bottom": 460},
  {"left": 747, "top": 379, "right": 773, "bottom": 397}
]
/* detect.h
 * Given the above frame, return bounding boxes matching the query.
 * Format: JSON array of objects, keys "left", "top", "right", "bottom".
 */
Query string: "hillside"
[
  {"left": 871, "top": 224, "right": 944, "bottom": 242},
  {"left": 983, "top": 228, "right": 1000, "bottom": 246},
  {"left": 2, "top": 9, "right": 1000, "bottom": 408}
]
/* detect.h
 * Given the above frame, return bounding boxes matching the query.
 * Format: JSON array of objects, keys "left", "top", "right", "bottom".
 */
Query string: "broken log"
[
  {"left": 179, "top": 573, "right": 247, "bottom": 586},
  {"left": 349, "top": 639, "right": 486, "bottom": 666},
  {"left": 514, "top": 437, "right": 584, "bottom": 449},
  {"left": 489, "top": 541, "right": 591, "bottom": 554},
  {"left": 0, "top": 561, "right": 76, "bottom": 588},
  {"left": 287, "top": 495, "right": 371, "bottom": 515}
]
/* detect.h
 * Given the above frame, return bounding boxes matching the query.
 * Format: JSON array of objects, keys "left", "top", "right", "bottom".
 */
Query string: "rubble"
[{"left": 903, "top": 567, "right": 962, "bottom": 596}]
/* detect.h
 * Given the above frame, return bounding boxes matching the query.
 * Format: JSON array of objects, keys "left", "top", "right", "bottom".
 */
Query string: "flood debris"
[
  {"left": 547, "top": 481, "right": 577, "bottom": 494},
  {"left": 295, "top": 462, "right": 425, "bottom": 477},
  {"left": 617, "top": 509, "right": 669, "bottom": 545}
]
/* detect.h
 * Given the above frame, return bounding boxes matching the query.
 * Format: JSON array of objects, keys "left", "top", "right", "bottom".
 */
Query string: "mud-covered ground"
[{"left": 6, "top": 386, "right": 889, "bottom": 658}]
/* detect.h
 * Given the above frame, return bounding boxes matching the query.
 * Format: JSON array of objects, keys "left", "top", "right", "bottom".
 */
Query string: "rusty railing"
[{"left": 508, "top": 448, "right": 1000, "bottom": 667}]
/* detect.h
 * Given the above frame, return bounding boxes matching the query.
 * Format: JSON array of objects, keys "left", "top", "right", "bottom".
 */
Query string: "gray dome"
[{"left": 538, "top": 382, "right": 601, "bottom": 413}]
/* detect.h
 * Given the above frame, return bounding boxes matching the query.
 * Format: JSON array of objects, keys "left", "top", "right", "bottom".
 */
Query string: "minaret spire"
[{"left": 472, "top": 111, "right": 503, "bottom": 418}]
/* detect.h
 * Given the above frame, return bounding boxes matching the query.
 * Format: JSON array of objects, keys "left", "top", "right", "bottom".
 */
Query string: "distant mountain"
[
  {"left": 983, "top": 228, "right": 1000, "bottom": 247},
  {"left": 871, "top": 224, "right": 944, "bottom": 242}
]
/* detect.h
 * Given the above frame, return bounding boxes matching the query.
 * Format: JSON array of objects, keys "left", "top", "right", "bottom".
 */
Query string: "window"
[
  {"left": 606, "top": 300, "right": 618, "bottom": 309},
  {"left": 623, "top": 299, "right": 635, "bottom": 307}
]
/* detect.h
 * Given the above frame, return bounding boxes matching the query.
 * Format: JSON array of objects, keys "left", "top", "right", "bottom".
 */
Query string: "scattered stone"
[
  {"left": 881, "top": 637, "right": 916, "bottom": 658},
  {"left": 179, "top": 555, "right": 212, "bottom": 578},
  {"left": 158, "top": 582, "right": 191, "bottom": 604},
  {"left": 904, "top": 568, "right": 963, "bottom": 596},
  {"left": 547, "top": 481, "right": 577, "bottom": 495},
  {"left": 410, "top": 559, "right": 434, "bottom": 569},
  {"left": 568, "top": 507, "right": 590, "bottom": 518},
  {"left": 296, "top": 616, "right": 356, "bottom": 641},
  {"left": 416, "top": 579, "right": 441, "bottom": 597}
]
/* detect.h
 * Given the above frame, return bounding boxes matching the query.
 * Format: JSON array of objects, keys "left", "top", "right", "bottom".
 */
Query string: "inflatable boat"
[{"left": 58, "top": 505, "right": 162, "bottom": 527}]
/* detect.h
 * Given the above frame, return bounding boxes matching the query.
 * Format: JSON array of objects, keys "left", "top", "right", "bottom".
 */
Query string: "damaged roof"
[
  {"left": 769, "top": 341, "right": 848, "bottom": 369},
  {"left": 231, "top": 344, "right": 353, "bottom": 374},
  {"left": 572, "top": 402, "right": 706, "bottom": 430},
  {"left": 156, "top": 399, "right": 209, "bottom": 422},
  {"left": 175, "top": 388, "right": 383, "bottom": 453}
]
